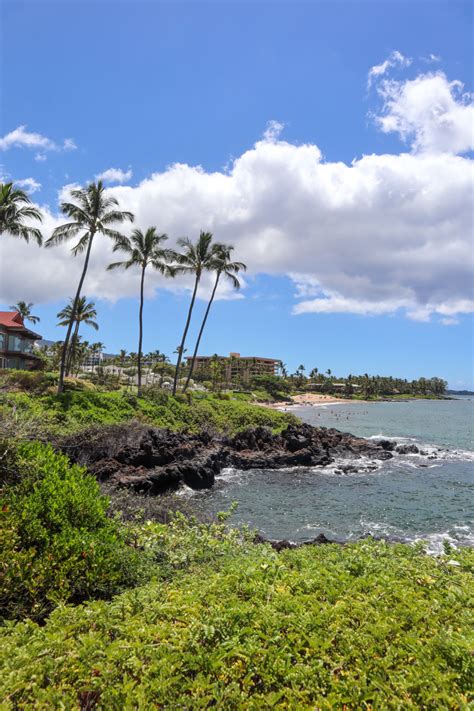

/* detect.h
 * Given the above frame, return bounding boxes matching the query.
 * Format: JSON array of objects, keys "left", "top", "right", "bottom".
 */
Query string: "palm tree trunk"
[
  {"left": 137, "top": 263, "right": 146, "bottom": 397},
  {"left": 57, "top": 232, "right": 95, "bottom": 394},
  {"left": 172, "top": 274, "right": 200, "bottom": 395},
  {"left": 66, "top": 321, "right": 80, "bottom": 376},
  {"left": 183, "top": 272, "right": 220, "bottom": 392}
]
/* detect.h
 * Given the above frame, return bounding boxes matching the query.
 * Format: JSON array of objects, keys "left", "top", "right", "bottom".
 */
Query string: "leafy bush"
[
  {"left": 0, "top": 442, "right": 152, "bottom": 621},
  {"left": 0, "top": 515, "right": 472, "bottom": 707},
  {"left": 0, "top": 369, "right": 50, "bottom": 394},
  {"left": 139, "top": 385, "right": 170, "bottom": 405},
  {"left": 0, "top": 390, "right": 296, "bottom": 437},
  {"left": 62, "top": 376, "right": 98, "bottom": 392}
]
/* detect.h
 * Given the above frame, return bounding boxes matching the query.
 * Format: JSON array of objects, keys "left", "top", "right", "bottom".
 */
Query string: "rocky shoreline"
[{"left": 63, "top": 421, "right": 420, "bottom": 496}]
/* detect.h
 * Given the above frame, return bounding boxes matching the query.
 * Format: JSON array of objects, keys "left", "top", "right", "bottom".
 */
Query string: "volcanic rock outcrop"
[{"left": 62, "top": 421, "right": 400, "bottom": 495}]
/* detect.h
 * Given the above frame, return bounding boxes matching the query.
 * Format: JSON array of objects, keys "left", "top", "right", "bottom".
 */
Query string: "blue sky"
[{"left": 1, "top": 0, "right": 473, "bottom": 388}]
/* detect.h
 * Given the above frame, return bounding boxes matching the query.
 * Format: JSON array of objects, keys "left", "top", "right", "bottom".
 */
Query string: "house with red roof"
[{"left": 0, "top": 312, "right": 43, "bottom": 370}]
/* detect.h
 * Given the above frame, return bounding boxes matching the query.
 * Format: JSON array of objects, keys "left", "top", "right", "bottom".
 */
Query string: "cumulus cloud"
[
  {"left": 1, "top": 69, "right": 472, "bottom": 325},
  {"left": 0, "top": 125, "right": 77, "bottom": 159},
  {"left": 373, "top": 71, "right": 474, "bottom": 154},
  {"left": 15, "top": 177, "right": 42, "bottom": 193},
  {"left": 96, "top": 167, "right": 133, "bottom": 184},
  {"left": 367, "top": 51, "right": 412, "bottom": 87}
]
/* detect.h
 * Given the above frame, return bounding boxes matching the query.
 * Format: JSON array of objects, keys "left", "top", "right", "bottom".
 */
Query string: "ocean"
[{"left": 184, "top": 397, "right": 474, "bottom": 553}]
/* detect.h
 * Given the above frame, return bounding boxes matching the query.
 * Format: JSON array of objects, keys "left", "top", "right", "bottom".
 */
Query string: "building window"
[
  {"left": 7, "top": 335, "right": 33, "bottom": 353},
  {"left": 0, "top": 332, "right": 5, "bottom": 350}
]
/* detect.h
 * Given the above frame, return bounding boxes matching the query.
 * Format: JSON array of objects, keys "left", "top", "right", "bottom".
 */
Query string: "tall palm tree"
[
  {"left": 183, "top": 244, "right": 246, "bottom": 392},
  {"left": 172, "top": 231, "right": 222, "bottom": 395},
  {"left": 107, "top": 227, "right": 175, "bottom": 396},
  {"left": 0, "top": 182, "right": 43, "bottom": 244},
  {"left": 10, "top": 301, "right": 40, "bottom": 324},
  {"left": 46, "top": 180, "right": 133, "bottom": 393},
  {"left": 57, "top": 296, "right": 99, "bottom": 376}
]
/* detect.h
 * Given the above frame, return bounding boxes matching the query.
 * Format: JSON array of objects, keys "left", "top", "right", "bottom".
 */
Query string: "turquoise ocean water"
[{"left": 184, "top": 397, "right": 474, "bottom": 553}]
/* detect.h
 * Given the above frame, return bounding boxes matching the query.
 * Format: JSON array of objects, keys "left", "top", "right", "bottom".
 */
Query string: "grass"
[{"left": 1, "top": 514, "right": 472, "bottom": 708}]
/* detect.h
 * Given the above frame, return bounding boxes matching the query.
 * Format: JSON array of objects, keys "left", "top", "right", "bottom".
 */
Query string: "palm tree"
[
  {"left": 172, "top": 231, "right": 222, "bottom": 395},
  {"left": 183, "top": 244, "right": 246, "bottom": 392},
  {"left": 107, "top": 227, "right": 175, "bottom": 396},
  {"left": 10, "top": 301, "right": 40, "bottom": 324},
  {"left": 119, "top": 349, "right": 127, "bottom": 368},
  {"left": 57, "top": 296, "right": 98, "bottom": 376},
  {"left": 46, "top": 180, "right": 133, "bottom": 393},
  {"left": 0, "top": 182, "right": 43, "bottom": 244}
]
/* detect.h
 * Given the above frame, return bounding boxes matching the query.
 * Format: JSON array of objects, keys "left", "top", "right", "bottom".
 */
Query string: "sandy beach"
[
  {"left": 261, "top": 393, "right": 355, "bottom": 409},
  {"left": 290, "top": 393, "right": 349, "bottom": 406}
]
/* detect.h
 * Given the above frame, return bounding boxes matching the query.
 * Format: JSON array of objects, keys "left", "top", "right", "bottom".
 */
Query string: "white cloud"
[
  {"left": 374, "top": 71, "right": 474, "bottom": 154},
  {"left": 422, "top": 54, "right": 441, "bottom": 64},
  {"left": 1, "top": 70, "right": 472, "bottom": 325},
  {"left": 367, "top": 51, "right": 412, "bottom": 87},
  {"left": 96, "top": 167, "right": 133, "bottom": 184},
  {"left": 0, "top": 125, "right": 77, "bottom": 159},
  {"left": 263, "top": 120, "right": 285, "bottom": 143},
  {"left": 63, "top": 138, "right": 77, "bottom": 151},
  {"left": 15, "top": 177, "right": 42, "bottom": 193}
]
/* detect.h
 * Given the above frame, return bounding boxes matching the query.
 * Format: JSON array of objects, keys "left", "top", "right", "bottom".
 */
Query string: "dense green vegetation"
[
  {"left": 0, "top": 375, "right": 295, "bottom": 438},
  {"left": 1, "top": 506, "right": 472, "bottom": 707},
  {"left": 0, "top": 382, "right": 471, "bottom": 706},
  {"left": 0, "top": 442, "right": 152, "bottom": 622}
]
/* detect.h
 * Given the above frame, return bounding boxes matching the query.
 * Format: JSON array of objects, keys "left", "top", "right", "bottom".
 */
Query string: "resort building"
[
  {"left": 185, "top": 352, "right": 281, "bottom": 384},
  {"left": 0, "top": 312, "right": 43, "bottom": 370},
  {"left": 83, "top": 351, "right": 105, "bottom": 369}
]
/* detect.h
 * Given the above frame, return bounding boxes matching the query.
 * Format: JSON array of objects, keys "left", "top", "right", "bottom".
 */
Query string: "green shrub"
[
  {"left": 140, "top": 385, "right": 169, "bottom": 405},
  {"left": 0, "top": 442, "right": 151, "bottom": 621},
  {"left": 0, "top": 369, "right": 49, "bottom": 394},
  {"left": 0, "top": 516, "right": 472, "bottom": 707},
  {"left": 0, "top": 390, "right": 297, "bottom": 438}
]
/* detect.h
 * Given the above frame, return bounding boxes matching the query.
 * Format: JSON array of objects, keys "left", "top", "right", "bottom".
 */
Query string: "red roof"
[
  {"left": 0, "top": 312, "right": 41, "bottom": 339},
  {"left": 0, "top": 311, "right": 24, "bottom": 328}
]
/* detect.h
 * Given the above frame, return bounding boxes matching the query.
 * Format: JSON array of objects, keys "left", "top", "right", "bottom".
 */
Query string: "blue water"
[{"left": 185, "top": 398, "right": 474, "bottom": 553}]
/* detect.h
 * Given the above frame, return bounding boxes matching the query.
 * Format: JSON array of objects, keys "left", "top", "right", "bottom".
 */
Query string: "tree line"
[
  {"left": 252, "top": 370, "right": 447, "bottom": 398},
  {"left": 0, "top": 181, "right": 246, "bottom": 396}
]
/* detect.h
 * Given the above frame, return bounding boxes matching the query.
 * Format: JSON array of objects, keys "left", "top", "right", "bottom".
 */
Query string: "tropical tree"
[
  {"left": 119, "top": 349, "right": 127, "bottom": 367},
  {"left": 171, "top": 231, "right": 221, "bottom": 395},
  {"left": 57, "top": 296, "right": 98, "bottom": 376},
  {"left": 0, "top": 182, "right": 43, "bottom": 244},
  {"left": 183, "top": 244, "right": 246, "bottom": 392},
  {"left": 107, "top": 227, "right": 175, "bottom": 396},
  {"left": 10, "top": 301, "right": 40, "bottom": 324},
  {"left": 46, "top": 180, "right": 133, "bottom": 393}
]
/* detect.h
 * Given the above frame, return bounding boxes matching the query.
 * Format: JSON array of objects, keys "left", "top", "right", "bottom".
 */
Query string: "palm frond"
[
  {"left": 100, "top": 210, "right": 134, "bottom": 225},
  {"left": 107, "top": 259, "right": 136, "bottom": 271},
  {"left": 71, "top": 233, "right": 91, "bottom": 256},
  {"left": 8, "top": 225, "right": 43, "bottom": 245},
  {"left": 45, "top": 222, "right": 83, "bottom": 247},
  {"left": 111, "top": 235, "right": 133, "bottom": 254}
]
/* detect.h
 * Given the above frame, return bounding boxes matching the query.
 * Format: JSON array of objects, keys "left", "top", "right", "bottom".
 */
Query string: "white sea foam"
[
  {"left": 359, "top": 519, "right": 474, "bottom": 555},
  {"left": 317, "top": 455, "right": 384, "bottom": 477}
]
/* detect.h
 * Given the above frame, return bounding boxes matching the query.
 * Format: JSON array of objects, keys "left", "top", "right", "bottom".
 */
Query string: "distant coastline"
[{"left": 264, "top": 392, "right": 453, "bottom": 409}]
